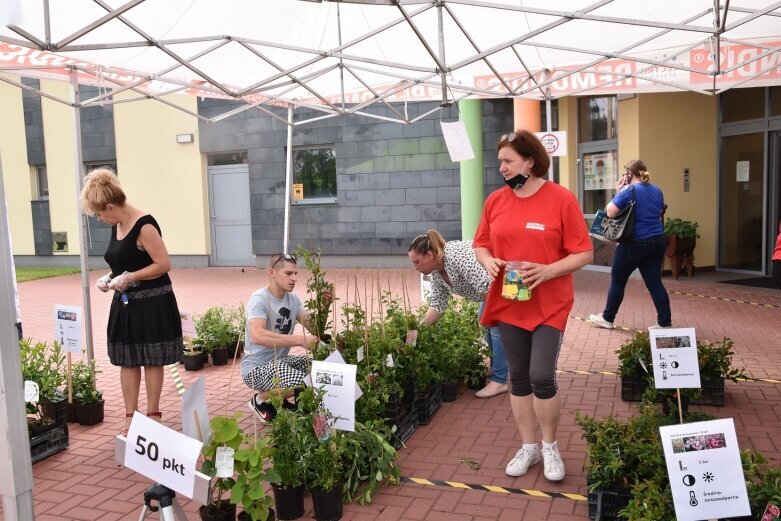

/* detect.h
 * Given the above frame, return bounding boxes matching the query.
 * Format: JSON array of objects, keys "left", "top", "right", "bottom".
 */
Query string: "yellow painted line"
[
  {"left": 483, "top": 485, "right": 511, "bottom": 493},
  {"left": 401, "top": 477, "right": 586, "bottom": 501},
  {"left": 169, "top": 363, "right": 185, "bottom": 396},
  {"left": 444, "top": 481, "right": 472, "bottom": 489}
]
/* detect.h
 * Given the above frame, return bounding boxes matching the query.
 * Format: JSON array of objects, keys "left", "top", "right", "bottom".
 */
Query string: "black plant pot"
[
  {"left": 272, "top": 485, "right": 304, "bottom": 520},
  {"left": 211, "top": 347, "right": 229, "bottom": 366},
  {"left": 75, "top": 400, "right": 105, "bottom": 426},
  {"left": 183, "top": 354, "right": 204, "bottom": 371},
  {"left": 66, "top": 402, "right": 78, "bottom": 423},
  {"left": 466, "top": 375, "right": 486, "bottom": 391},
  {"left": 311, "top": 486, "right": 343, "bottom": 521},
  {"left": 41, "top": 395, "right": 68, "bottom": 426},
  {"left": 237, "top": 508, "right": 275, "bottom": 521},
  {"left": 198, "top": 500, "right": 237, "bottom": 521},
  {"left": 441, "top": 381, "right": 458, "bottom": 402}
]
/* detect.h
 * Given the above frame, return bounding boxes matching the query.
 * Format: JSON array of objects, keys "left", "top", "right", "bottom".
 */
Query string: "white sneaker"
[
  {"left": 505, "top": 446, "right": 541, "bottom": 477},
  {"left": 542, "top": 443, "right": 566, "bottom": 481},
  {"left": 648, "top": 323, "right": 671, "bottom": 330},
  {"left": 589, "top": 313, "right": 614, "bottom": 329}
]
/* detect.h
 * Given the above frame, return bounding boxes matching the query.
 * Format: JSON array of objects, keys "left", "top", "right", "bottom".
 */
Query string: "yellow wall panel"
[
  {"left": 40, "top": 79, "right": 79, "bottom": 255},
  {"left": 638, "top": 92, "right": 717, "bottom": 268},
  {"left": 113, "top": 92, "right": 208, "bottom": 255},
  {"left": 557, "top": 96, "right": 578, "bottom": 192},
  {"left": 0, "top": 74, "right": 34, "bottom": 255},
  {"left": 617, "top": 95, "right": 640, "bottom": 169}
]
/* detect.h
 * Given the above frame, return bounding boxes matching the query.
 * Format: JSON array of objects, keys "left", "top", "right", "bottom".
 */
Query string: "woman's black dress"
[{"left": 104, "top": 214, "right": 183, "bottom": 367}]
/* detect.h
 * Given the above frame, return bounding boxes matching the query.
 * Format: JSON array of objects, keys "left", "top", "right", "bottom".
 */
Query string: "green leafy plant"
[
  {"left": 20, "top": 338, "right": 66, "bottom": 402},
  {"left": 71, "top": 360, "right": 103, "bottom": 405},
  {"left": 295, "top": 246, "right": 333, "bottom": 339},
  {"left": 741, "top": 450, "right": 781, "bottom": 516},
  {"left": 195, "top": 306, "right": 235, "bottom": 354},
  {"left": 267, "top": 403, "right": 307, "bottom": 489},
  {"left": 341, "top": 419, "right": 400, "bottom": 504},
  {"left": 232, "top": 435, "right": 278, "bottom": 521},
  {"left": 664, "top": 217, "right": 699, "bottom": 239},
  {"left": 201, "top": 416, "right": 243, "bottom": 510}
]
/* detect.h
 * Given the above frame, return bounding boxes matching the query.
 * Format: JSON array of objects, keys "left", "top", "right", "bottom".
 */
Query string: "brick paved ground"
[{"left": 5, "top": 267, "right": 781, "bottom": 520}]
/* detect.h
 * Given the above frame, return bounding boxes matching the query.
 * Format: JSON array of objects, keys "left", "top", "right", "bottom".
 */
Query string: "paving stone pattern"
[{"left": 6, "top": 268, "right": 780, "bottom": 520}]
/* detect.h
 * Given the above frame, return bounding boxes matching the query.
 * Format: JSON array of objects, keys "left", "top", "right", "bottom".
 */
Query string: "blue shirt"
[{"left": 611, "top": 183, "right": 665, "bottom": 240}]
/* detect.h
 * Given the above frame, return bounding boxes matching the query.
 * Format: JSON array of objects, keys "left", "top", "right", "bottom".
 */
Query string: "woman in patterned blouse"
[{"left": 408, "top": 229, "right": 508, "bottom": 398}]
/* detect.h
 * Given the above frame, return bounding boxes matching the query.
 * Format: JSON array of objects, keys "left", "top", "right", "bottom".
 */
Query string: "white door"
[{"left": 208, "top": 164, "right": 254, "bottom": 266}]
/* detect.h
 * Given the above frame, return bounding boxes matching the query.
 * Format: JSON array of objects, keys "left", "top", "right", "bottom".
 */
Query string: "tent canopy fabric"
[{"left": 2, "top": 0, "right": 780, "bottom": 124}]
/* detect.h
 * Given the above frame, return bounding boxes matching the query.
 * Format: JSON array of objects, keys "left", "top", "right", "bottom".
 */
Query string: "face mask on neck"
[{"left": 504, "top": 160, "right": 530, "bottom": 189}]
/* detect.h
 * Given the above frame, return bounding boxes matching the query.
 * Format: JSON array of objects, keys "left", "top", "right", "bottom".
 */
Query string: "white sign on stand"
[
  {"left": 181, "top": 375, "right": 211, "bottom": 445},
  {"left": 180, "top": 311, "right": 196, "bottom": 338},
  {"left": 54, "top": 304, "right": 82, "bottom": 354},
  {"left": 660, "top": 418, "right": 750, "bottom": 521},
  {"left": 440, "top": 121, "right": 475, "bottom": 162},
  {"left": 311, "top": 360, "right": 357, "bottom": 432},
  {"left": 650, "top": 328, "right": 701, "bottom": 389},
  {"left": 124, "top": 412, "right": 203, "bottom": 499}
]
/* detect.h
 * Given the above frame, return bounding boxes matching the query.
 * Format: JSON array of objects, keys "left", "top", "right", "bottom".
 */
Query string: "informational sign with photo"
[
  {"left": 54, "top": 304, "right": 82, "bottom": 353},
  {"left": 660, "top": 418, "right": 750, "bottom": 521},
  {"left": 311, "top": 360, "right": 357, "bottom": 432},
  {"left": 583, "top": 150, "right": 617, "bottom": 191},
  {"left": 180, "top": 311, "right": 196, "bottom": 338},
  {"left": 650, "top": 327, "right": 701, "bottom": 389}
]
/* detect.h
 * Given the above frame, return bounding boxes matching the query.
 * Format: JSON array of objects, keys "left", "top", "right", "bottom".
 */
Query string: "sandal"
[
  {"left": 120, "top": 412, "right": 134, "bottom": 436},
  {"left": 147, "top": 411, "right": 162, "bottom": 421}
]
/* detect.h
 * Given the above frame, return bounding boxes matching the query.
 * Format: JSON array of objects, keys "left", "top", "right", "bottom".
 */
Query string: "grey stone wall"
[
  {"left": 199, "top": 99, "right": 514, "bottom": 257},
  {"left": 22, "top": 77, "right": 45, "bottom": 166},
  {"left": 30, "top": 200, "right": 52, "bottom": 256},
  {"left": 79, "top": 85, "right": 117, "bottom": 163}
]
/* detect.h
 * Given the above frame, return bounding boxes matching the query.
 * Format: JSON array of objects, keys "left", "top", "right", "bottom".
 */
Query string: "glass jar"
[{"left": 502, "top": 261, "right": 531, "bottom": 301}]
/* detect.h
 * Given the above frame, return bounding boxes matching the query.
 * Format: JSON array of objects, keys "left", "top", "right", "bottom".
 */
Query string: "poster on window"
[{"left": 583, "top": 151, "right": 617, "bottom": 191}]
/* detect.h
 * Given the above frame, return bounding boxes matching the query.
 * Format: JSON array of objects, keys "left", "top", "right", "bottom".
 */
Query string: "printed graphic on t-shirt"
[
  {"left": 526, "top": 222, "right": 546, "bottom": 231},
  {"left": 275, "top": 307, "right": 292, "bottom": 333}
]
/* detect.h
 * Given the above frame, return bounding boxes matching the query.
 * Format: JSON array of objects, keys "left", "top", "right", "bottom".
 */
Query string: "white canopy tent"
[{"left": 1, "top": 0, "right": 780, "bottom": 516}]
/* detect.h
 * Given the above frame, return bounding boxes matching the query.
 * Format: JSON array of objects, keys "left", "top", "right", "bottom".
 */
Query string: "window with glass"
[
  {"left": 208, "top": 151, "right": 248, "bottom": 166},
  {"left": 771, "top": 86, "right": 781, "bottom": 117},
  {"left": 578, "top": 97, "right": 618, "bottom": 142},
  {"left": 34, "top": 165, "right": 48, "bottom": 199},
  {"left": 292, "top": 146, "right": 337, "bottom": 203},
  {"left": 721, "top": 87, "right": 765, "bottom": 123},
  {"left": 581, "top": 150, "right": 619, "bottom": 214}
]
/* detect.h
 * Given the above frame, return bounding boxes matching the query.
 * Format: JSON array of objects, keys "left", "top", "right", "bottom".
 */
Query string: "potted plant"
[
  {"left": 72, "top": 359, "right": 104, "bottom": 426},
  {"left": 296, "top": 246, "right": 333, "bottom": 340},
  {"left": 233, "top": 434, "right": 278, "bottom": 521},
  {"left": 616, "top": 332, "right": 747, "bottom": 407},
  {"left": 200, "top": 415, "right": 243, "bottom": 521},
  {"left": 183, "top": 344, "right": 205, "bottom": 371},
  {"left": 267, "top": 403, "right": 306, "bottom": 520},
  {"left": 664, "top": 217, "right": 699, "bottom": 278},
  {"left": 196, "top": 306, "right": 234, "bottom": 366}
]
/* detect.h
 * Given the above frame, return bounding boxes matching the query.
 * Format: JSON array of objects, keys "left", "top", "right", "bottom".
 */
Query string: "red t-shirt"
[
  {"left": 474, "top": 182, "right": 592, "bottom": 331},
  {"left": 773, "top": 221, "right": 781, "bottom": 261}
]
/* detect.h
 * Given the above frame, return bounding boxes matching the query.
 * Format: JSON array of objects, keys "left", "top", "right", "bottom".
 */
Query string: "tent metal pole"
[
  {"left": 0, "top": 152, "right": 36, "bottom": 520},
  {"left": 545, "top": 72, "right": 556, "bottom": 184},
  {"left": 69, "top": 68, "right": 95, "bottom": 368},
  {"left": 437, "top": 1, "right": 448, "bottom": 106},
  {"left": 283, "top": 104, "right": 294, "bottom": 254}
]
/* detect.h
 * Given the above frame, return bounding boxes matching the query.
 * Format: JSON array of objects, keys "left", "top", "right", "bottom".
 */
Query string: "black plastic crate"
[
  {"left": 31, "top": 424, "right": 69, "bottom": 464},
  {"left": 41, "top": 396, "right": 69, "bottom": 427},
  {"left": 620, "top": 376, "right": 646, "bottom": 402},
  {"left": 388, "top": 407, "right": 417, "bottom": 449},
  {"left": 689, "top": 378, "right": 725, "bottom": 406},
  {"left": 415, "top": 383, "right": 442, "bottom": 426}
]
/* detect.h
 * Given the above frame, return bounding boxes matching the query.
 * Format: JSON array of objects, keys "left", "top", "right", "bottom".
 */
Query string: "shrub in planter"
[
  {"left": 72, "top": 360, "right": 104, "bottom": 426},
  {"left": 267, "top": 404, "right": 307, "bottom": 520},
  {"left": 200, "top": 415, "right": 243, "bottom": 521},
  {"left": 183, "top": 347, "right": 205, "bottom": 371},
  {"left": 616, "top": 332, "right": 746, "bottom": 406},
  {"left": 20, "top": 338, "right": 66, "bottom": 431},
  {"left": 196, "top": 307, "right": 235, "bottom": 365}
]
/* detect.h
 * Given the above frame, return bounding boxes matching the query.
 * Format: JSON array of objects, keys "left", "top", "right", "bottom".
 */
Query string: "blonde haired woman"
[
  {"left": 408, "top": 229, "right": 508, "bottom": 398},
  {"left": 81, "top": 168, "right": 183, "bottom": 434},
  {"left": 590, "top": 159, "right": 671, "bottom": 329}
]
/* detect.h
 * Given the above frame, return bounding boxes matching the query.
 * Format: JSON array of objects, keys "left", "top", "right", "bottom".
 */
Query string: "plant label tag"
[
  {"left": 405, "top": 330, "right": 418, "bottom": 347},
  {"left": 356, "top": 346, "right": 365, "bottom": 363},
  {"left": 638, "top": 357, "right": 648, "bottom": 374},
  {"left": 215, "top": 446, "right": 235, "bottom": 478},
  {"left": 649, "top": 327, "right": 701, "bottom": 389},
  {"left": 54, "top": 304, "right": 82, "bottom": 353},
  {"left": 386, "top": 354, "right": 394, "bottom": 368},
  {"left": 24, "top": 380, "right": 39, "bottom": 403},
  {"left": 762, "top": 504, "right": 780, "bottom": 520}
]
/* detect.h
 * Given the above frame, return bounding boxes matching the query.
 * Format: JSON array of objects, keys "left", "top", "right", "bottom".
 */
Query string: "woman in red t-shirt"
[
  {"left": 474, "top": 130, "right": 592, "bottom": 482},
  {"left": 773, "top": 221, "right": 781, "bottom": 289}
]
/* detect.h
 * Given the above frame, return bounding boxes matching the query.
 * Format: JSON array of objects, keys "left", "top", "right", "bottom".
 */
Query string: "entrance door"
[
  {"left": 718, "top": 133, "right": 765, "bottom": 273},
  {"left": 769, "top": 131, "right": 781, "bottom": 274},
  {"left": 208, "top": 164, "right": 253, "bottom": 266}
]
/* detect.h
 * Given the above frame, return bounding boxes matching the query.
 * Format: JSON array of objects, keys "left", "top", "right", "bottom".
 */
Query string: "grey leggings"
[{"left": 497, "top": 322, "right": 563, "bottom": 399}]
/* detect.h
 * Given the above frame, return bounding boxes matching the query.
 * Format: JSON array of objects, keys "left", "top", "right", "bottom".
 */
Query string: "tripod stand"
[{"left": 138, "top": 483, "right": 189, "bottom": 521}]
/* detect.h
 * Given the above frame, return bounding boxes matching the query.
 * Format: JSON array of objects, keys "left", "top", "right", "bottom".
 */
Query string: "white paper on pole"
[
  {"left": 124, "top": 412, "right": 203, "bottom": 499},
  {"left": 54, "top": 304, "right": 82, "bottom": 353},
  {"left": 440, "top": 121, "right": 475, "bottom": 162},
  {"left": 534, "top": 131, "right": 568, "bottom": 156},
  {"left": 650, "top": 327, "right": 701, "bottom": 389},
  {"left": 659, "top": 418, "right": 750, "bottom": 521},
  {"left": 24, "top": 381, "right": 39, "bottom": 403},
  {"left": 180, "top": 311, "right": 196, "bottom": 338},
  {"left": 181, "top": 375, "right": 211, "bottom": 445},
  {"left": 311, "top": 360, "right": 357, "bottom": 432}
]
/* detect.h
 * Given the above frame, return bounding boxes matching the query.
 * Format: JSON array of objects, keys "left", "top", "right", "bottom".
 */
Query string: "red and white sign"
[{"left": 534, "top": 131, "right": 567, "bottom": 157}]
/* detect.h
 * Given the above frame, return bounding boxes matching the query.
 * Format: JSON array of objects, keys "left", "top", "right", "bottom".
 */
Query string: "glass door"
[{"left": 718, "top": 133, "right": 765, "bottom": 272}]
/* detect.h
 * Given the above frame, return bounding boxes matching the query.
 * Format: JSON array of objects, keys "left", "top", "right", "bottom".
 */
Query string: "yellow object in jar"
[{"left": 502, "top": 284, "right": 518, "bottom": 298}]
